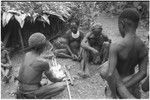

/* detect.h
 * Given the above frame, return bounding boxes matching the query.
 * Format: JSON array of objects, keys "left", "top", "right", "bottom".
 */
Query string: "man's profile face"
[
  {"left": 70, "top": 22, "right": 78, "bottom": 34},
  {"left": 118, "top": 19, "right": 125, "bottom": 38}
]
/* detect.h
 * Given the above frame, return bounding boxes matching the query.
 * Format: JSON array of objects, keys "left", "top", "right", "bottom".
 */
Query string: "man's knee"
[
  {"left": 51, "top": 82, "right": 67, "bottom": 91},
  {"left": 99, "top": 61, "right": 109, "bottom": 79},
  {"left": 81, "top": 49, "right": 88, "bottom": 60}
]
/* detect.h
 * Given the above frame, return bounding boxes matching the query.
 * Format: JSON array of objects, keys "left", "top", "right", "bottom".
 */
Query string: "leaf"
[
  {"left": 15, "top": 14, "right": 27, "bottom": 28},
  {"left": 32, "top": 13, "right": 39, "bottom": 22},
  {"left": 2, "top": 12, "right": 13, "bottom": 27},
  {"left": 7, "top": 9, "right": 21, "bottom": 16},
  {"left": 42, "top": 14, "right": 50, "bottom": 25},
  {"left": 43, "top": 11, "right": 65, "bottom": 22}
]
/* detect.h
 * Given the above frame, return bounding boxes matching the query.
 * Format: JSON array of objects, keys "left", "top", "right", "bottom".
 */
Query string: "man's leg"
[
  {"left": 91, "top": 47, "right": 102, "bottom": 64},
  {"left": 78, "top": 49, "right": 90, "bottom": 78},
  {"left": 34, "top": 82, "right": 67, "bottom": 99},
  {"left": 101, "top": 42, "right": 110, "bottom": 64},
  {"left": 54, "top": 49, "right": 72, "bottom": 59},
  {"left": 99, "top": 61, "right": 116, "bottom": 98}
]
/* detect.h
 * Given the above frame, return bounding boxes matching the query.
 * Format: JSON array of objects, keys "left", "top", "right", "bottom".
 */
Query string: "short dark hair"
[
  {"left": 119, "top": 8, "right": 140, "bottom": 28},
  {"left": 28, "top": 32, "right": 47, "bottom": 54}
]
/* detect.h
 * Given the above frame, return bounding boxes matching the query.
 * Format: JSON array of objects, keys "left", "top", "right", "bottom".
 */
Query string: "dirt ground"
[{"left": 1, "top": 13, "right": 149, "bottom": 99}]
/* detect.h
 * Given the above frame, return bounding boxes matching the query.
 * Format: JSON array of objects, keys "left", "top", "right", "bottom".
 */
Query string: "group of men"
[{"left": 1, "top": 8, "right": 149, "bottom": 99}]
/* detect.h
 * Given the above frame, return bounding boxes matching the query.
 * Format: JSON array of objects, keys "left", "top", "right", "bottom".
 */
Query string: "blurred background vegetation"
[{"left": 1, "top": 1, "right": 149, "bottom": 30}]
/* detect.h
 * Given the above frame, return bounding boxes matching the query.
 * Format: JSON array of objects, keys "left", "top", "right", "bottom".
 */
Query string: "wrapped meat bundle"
[{"left": 49, "top": 57, "right": 66, "bottom": 80}]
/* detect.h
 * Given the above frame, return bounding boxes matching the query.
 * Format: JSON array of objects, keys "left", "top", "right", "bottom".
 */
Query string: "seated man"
[
  {"left": 1, "top": 42, "right": 12, "bottom": 84},
  {"left": 79, "top": 24, "right": 111, "bottom": 78},
  {"left": 54, "top": 20, "right": 84, "bottom": 61},
  {"left": 99, "top": 8, "right": 148, "bottom": 99},
  {"left": 16, "top": 33, "right": 67, "bottom": 99}
]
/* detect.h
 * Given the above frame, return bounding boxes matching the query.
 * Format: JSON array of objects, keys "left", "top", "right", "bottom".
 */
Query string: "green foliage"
[{"left": 1, "top": 1, "right": 149, "bottom": 30}]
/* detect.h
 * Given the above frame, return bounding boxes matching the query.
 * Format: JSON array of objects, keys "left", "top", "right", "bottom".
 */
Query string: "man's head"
[
  {"left": 70, "top": 20, "right": 79, "bottom": 34},
  {"left": 28, "top": 32, "right": 47, "bottom": 53},
  {"left": 118, "top": 8, "right": 140, "bottom": 37},
  {"left": 91, "top": 23, "right": 103, "bottom": 36}
]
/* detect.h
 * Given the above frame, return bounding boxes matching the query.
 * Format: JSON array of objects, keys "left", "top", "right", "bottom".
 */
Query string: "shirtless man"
[
  {"left": 16, "top": 33, "right": 67, "bottom": 99},
  {"left": 79, "top": 24, "right": 111, "bottom": 78},
  {"left": 1, "top": 42, "right": 12, "bottom": 84},
  {"left": 99, "top": 8, "right": 148, "bottom": 98},
  {"left": 54, "top": 20, "right": 84, "bottom": 61}
]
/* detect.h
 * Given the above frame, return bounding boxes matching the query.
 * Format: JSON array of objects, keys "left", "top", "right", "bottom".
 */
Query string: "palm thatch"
[{"left": 1, "top": 2, "right": 73, "bottom": 50}]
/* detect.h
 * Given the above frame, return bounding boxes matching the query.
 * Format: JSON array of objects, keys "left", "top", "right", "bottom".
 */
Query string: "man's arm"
[
  {"left": 81, "top": 32, "right": 98, "bottom": 53},
  {"left": 44, "top": 71, "right": 63, "bottom": 83},
  {"left": 39, "top": 60, "right": 63, "bottom": 83},
  {"left": 102, "top": 33, "right": 111, "bottom": 43},
  {"left": 63, "top": 31, "right": 75, "bottom": 56},
  {"left": 104, "top": 43, "right": 119, "bottom": 98},
  {"left": 124, "top": 45, "right": 148, "bottom": 88},
  {"left": 107, "top": 43, "right": 119, "bottom": 77}
]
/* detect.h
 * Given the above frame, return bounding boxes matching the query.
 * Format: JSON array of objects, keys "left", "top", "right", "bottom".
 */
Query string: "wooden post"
[
  {"left": 3, "top": 31, "right": 11, "bottom": 48},
  {"left": 18, "top": 28, "right": 24, "bottom": 51}
]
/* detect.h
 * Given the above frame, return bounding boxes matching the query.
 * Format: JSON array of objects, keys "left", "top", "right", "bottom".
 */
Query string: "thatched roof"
[{"left": 2, "top": 9, "right": 70, "bottom": 28}]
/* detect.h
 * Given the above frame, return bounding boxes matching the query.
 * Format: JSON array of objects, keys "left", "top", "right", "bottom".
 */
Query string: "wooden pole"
[
  {"left": 18, "top": 28, "right": 24, "bottom": 51},
  {"left": 3, "top": 31, "right": 11, "bottom": 48},
  {"left": 66, "top": 80, "right": 72, "bottom": 99}
]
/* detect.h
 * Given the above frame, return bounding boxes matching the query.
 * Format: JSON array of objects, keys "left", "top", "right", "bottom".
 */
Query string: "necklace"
[{"left": 72, "top": 30, "right": 80, "bottom": 39}]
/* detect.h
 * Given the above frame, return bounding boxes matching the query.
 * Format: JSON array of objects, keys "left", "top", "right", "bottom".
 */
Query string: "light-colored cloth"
[{"left": 71, "top": 30, "right": 80, "bottom": 39}]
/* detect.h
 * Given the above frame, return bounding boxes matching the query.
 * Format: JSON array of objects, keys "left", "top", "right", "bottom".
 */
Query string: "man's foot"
[
  {"left": 72, "top": 55, "right": 79, "bottom": 61},
  {"left": 105, "top": 85, "right": 113, "bottom": 99},
  {"left": 78, "top": 71, "right": 90, "bottom": 78}
]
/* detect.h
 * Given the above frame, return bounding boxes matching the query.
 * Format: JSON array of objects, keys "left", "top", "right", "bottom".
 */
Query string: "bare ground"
[{"left": 1, "top": 13, "right": 149, "bottom": 99}]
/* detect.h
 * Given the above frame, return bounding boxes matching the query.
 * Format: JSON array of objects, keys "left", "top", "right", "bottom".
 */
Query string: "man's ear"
[
  {"left": 122, "top": 18, "right": 131, "bottom": 29},
  {"left": 121, "top": 20, "right": 125, "bottom": 29}
]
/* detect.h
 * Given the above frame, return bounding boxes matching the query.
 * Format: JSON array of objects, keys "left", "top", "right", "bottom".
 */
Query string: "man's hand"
[
  {"left": 62, "top": 77, "right": 72, "bottom": 85},
  {"left": 71, "top": 54, "right": 78, "bottom": 60},
  {"left": 92, "top": 49, "right": 99, "bottom": 54}
]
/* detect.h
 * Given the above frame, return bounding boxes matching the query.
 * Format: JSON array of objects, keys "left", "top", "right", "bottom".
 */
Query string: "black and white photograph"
[{"left": 1, "top": 0, "right": 149, "bottom": 99}]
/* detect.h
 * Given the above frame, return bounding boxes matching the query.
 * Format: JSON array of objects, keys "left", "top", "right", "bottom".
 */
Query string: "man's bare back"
[
  {"left": 99, "top": 8, "right": 148, "bottom": 99},
  {"left": 116, "top": 35, "right": 147, "bottom": 78},
  {"left": 18, "top": 52, "right": 49, "bottom": 86}
]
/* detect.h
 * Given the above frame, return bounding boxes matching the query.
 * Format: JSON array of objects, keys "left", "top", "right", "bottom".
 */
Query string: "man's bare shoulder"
[
  {"left": 110, "top": 40, "right": 125, "bottom": 52},
  {"left": 137, "top": 38, "right": 148, "bottom": 59}
]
